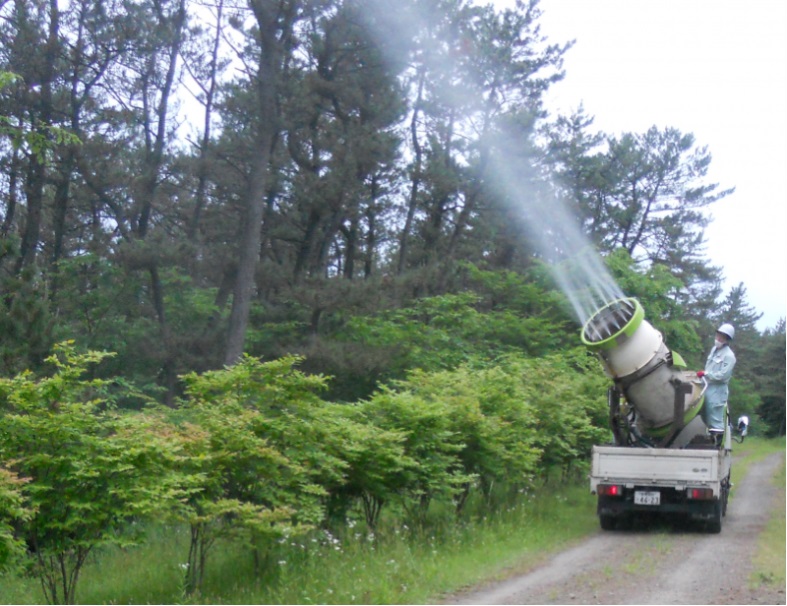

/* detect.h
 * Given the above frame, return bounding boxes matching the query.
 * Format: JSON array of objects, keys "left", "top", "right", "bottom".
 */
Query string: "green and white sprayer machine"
[{"left": 582, "top": 298, "right": 748, "bottom": 533}]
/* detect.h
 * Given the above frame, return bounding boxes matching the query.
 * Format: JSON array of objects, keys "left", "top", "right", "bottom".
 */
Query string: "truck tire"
[
  {"left": 721, "top": 476, "right": 730, "bottom": 516},
  {"left": 600, "top": 514, "right": 616, "bottom": 530},
  {"left": 707, "top": 501, "right": 722, "bottom": 534}
]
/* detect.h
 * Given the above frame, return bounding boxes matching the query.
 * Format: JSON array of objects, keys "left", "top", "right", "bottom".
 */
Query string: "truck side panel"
[{"left": 591, "top": 446, "right": 723, "bottom": 486}]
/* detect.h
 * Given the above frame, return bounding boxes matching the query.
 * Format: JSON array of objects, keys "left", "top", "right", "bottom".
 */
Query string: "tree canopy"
[{"left": 0, "top": 0, "right": 781, "bottom": 432}]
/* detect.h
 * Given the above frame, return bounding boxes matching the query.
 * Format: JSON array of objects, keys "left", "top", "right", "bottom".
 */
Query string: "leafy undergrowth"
[
  {"left": 3, "top": 438, "right": 782, "bottom": 605},
  {"left": 1, "top": 481, "right": 597, "bottom": 605}
]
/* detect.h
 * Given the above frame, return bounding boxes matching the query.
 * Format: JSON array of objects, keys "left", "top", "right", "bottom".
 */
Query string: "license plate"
[{"left": 634, "top": 490, "right": 660, "bottom": 506}]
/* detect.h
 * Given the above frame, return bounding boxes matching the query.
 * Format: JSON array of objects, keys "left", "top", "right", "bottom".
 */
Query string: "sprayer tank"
[{"left": 582, "top": 298, "right": 703, "bottom": 436}]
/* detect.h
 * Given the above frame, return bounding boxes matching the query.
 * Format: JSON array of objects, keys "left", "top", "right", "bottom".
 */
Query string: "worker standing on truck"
[{"left": 697, "top": 323, "right": 736, "bottom": 431}]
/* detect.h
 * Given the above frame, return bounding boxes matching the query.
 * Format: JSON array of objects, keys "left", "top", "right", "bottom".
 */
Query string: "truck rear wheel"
[
  {"left": 600, "top": 514, "right": 616, "bottom": 530},
  {"left": 707, "top": 501, "right": 722, "bottom": 533},
  {"left": 721, "top": 475, "right": 730, "bottom": 516}
]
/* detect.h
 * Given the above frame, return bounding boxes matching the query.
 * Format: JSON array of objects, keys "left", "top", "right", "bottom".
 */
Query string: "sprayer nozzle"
[{"left": 581, "top": 298, "right": 640, "bottom": 346}]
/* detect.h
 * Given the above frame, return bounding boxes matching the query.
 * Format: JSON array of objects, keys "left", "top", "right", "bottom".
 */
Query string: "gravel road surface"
[{"left": 444, "top": 452, "right": 785, "bottom": 605}]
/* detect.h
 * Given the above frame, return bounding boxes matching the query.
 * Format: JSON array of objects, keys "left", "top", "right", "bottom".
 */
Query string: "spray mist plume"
[
  {"left": 486, "top": 151, "right": 624, "bottom": 325},
  {"left": 360, "top": 0, "right": 626, "bottom": 326}
]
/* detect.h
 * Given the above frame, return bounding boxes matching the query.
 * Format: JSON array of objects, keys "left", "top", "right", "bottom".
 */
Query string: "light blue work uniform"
[{"left": 702, "top": 344, "right": 736, "bottom": 430}]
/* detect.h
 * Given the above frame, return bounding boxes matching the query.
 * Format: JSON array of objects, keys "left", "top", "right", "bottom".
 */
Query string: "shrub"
[{"left": 0, "top": 342, "right": 177, "bottom": 604}]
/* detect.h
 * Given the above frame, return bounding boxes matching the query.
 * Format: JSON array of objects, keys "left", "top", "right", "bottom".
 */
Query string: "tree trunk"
[
  {"left": 136, "top": 0, "right": 185, "bottom": 239},
  {"left": 225, "top": 0, "right": 294, "bottom": 364},
  {"left": 15, "top": 0, "right": 59, "bottom": 273},
  {"left": 397, "top": 68, "right": 425, "bottom": 275},
  {"left": 0, "top": 148, "right": 20, "bottom": 272},
  {"left": 188, "top": 0, "right": 224, "bottom": 244},
  {"left": 15, "top": 154, "right": 45, "bottom": 274},
  {"left": 293, "top": 208, "right": 321, "bottom": 280},
  {"left": 342, "top": 215, "right": 358, "bottom": 279},
  {"left": 364, "top": 176, "right": 380, "bottom": 279}
]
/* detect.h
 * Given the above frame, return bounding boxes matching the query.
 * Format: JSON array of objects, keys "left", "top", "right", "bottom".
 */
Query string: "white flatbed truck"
[
  {"left": 580, "top": 298, "right": 746, "bottom": 534},
  {"left": 590, "top": 440, "right": 732, "bottom": 533}
]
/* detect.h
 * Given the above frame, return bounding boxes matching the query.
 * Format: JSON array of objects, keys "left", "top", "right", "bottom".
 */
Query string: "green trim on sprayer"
[
  {"left": 670, "top": 351, "right": 688, "bottom": 369},
  {"left": 580, "top": 297, "right": 644, "bottom": 351}
]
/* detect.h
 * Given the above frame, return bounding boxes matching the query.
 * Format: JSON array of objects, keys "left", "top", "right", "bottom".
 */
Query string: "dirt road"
[{"left": 445, "top": 452, "right": 785, "bottom": 605}]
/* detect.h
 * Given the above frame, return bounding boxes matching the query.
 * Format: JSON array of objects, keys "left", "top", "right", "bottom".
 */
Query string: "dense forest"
[
  {"left": 0, "top": 0, "right": 783, "bottom": 424},
  {"left": 0, "top": 0, "right": 784, "bottom": 421},
  {"left": 0, "top": 0, "right": 785, "bottom": 601}
]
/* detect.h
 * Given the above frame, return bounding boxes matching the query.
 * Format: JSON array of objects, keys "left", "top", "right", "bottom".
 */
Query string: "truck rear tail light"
[
  {"left": 598, "top": 484, "right": 623, "bottom": 496},
  {"left": 687, "top": 487, "right": 714, "bottom": 500}
]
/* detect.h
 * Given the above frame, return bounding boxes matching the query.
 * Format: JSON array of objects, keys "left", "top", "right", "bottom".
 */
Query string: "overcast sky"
[{"left": 517, "top": 0, "right": 787, "bottom": 330}]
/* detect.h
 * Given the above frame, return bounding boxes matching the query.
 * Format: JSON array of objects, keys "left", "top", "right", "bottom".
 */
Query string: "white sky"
[{"left": 510, "top": 0, "right": 787, "bottom": 330}]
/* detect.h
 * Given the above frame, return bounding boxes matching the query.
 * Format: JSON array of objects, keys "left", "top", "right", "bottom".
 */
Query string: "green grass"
[
  {"left": 731, "top": 435, "right": 785, "bottom": 494},
  {"left": 0, "top": 526, "right": 192, "bottom": 605},
  {"left": 740, "top": 437, "right": 785, "bottom": 592},
  {"left": 729, "top": 436, "right": 786, "bottom": 593},
  {"left": 0, "top": 481, "right": 598, "bottom": 605},
  {"left": 208, "top": 482, "right": 597, "bottom": 605},
  {"left": 2, "top": 438, "right": 783, "bottom": 605}
]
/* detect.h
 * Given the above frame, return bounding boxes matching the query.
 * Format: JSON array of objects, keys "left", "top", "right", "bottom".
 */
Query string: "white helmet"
[{"left": 716, "top": 323, "right": 735, "bottom": 340}]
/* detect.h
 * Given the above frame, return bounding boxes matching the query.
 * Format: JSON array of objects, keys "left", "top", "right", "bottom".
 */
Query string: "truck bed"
[
  {"left": 590, "top": 444, "right": 732, "bottom": 531},
  {"left": 590, "top": 445, "right": 730, "bottom": 493}
]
